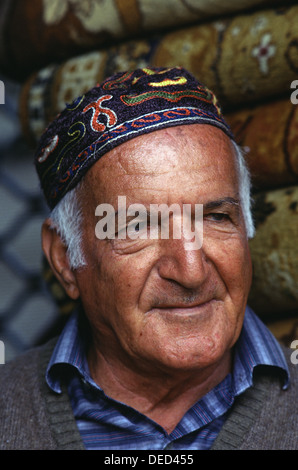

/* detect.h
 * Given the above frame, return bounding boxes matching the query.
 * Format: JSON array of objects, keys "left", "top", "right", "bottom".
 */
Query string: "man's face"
[{"left": 75, "top": 124, "right": 252, "bottom": 375}]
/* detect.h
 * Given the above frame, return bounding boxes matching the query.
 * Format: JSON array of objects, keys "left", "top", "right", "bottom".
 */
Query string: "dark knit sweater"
[{"left": 0, "top": 338, "right": 297, "bottom": 450}]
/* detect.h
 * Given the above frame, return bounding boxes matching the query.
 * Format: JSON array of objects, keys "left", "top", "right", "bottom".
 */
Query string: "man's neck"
[{"left": 88, "top": 346, "right": 232, "bottom": 434}]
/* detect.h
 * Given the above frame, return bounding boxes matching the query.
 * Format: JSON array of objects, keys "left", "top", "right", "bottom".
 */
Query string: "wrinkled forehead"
[{"left": 82, "top": 124, "right": 238, "bottom": 206}]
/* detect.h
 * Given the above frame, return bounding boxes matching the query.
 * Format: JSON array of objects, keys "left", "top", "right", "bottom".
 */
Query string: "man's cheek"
[{"left": 212, "top": 243, "right": 250, "bottom": 288}]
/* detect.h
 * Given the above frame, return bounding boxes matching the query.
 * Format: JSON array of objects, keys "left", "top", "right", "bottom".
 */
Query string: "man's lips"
[{"left": 149, "top": 299, "right": 216, "bottom": 315}]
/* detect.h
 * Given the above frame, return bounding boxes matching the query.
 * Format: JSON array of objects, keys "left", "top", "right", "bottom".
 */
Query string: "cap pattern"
[{"left": 35, "top": 67, "right": 234, "bottom": 209}]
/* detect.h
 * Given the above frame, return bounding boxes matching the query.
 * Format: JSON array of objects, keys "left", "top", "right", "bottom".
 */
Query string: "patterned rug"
[
  {"left": 0, "top": 0, "right": 293, "bottom": 79},
  {"left": 19, "top": 4, "right": 298, "bottom": 146},
  {"left": 226, "top": 98, "right": 298, "bottom": 191}
]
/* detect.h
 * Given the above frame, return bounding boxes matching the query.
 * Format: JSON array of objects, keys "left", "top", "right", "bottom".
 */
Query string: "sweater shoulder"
[
  {"left": 249, "top": 346, "right": 298, "bottom": 450},
  {"left": 0, "top": 338, "right": 85, "bottom": 450},
  {"left": 0, "top": 339, "right": 59, "bottom": 449},
  {"left": 0, "top": 340, "right": 52, "bottom": 379},
  {"left": 213, "top": 345, "right": 298, "bottom": 450},
  {"left": 0, "top": 338, "right": 57, "bottom": 395}
]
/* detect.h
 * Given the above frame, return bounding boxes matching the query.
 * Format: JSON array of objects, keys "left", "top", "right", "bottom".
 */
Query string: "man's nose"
[{"left": 156, "top": 236, "right": 209, "bottom": 290}]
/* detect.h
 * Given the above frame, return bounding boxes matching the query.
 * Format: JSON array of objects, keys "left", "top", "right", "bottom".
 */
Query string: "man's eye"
[{"left": 206, "top": 213, "right": 230, "bottom": 222}]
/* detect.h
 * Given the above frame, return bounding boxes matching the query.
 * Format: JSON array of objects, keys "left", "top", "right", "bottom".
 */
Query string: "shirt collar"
[
  {"left": 46, "top": 310, "right": 91, "bottom": 393},
  {"left": 232, "top": 305, "right": 289, "bottom": 393},
  {"left": 46, "top": 306, "right": 290, "bottom": 394}
]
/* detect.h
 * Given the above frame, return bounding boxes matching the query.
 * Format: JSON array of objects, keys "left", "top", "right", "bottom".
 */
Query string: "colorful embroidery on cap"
[
  {"left": 83, "top": 95, "right": 117, "bottom": 132},
  {"left": 66, "top": 95, "right": 85, "bottom": 110},
  {"left": 149, "top": 77, "right": 188, "bottom": 87},
  {"left": 102, "top": 71, "right": 135, "bottom": 90},
  {"left": 120, "top": 88, "right": 212, "bottom": 106},
  {"left": 41, "top": 121, "right": 86, "bottom": 180},
  {"left": 37, "top": 134, "right": 59, "bottom": 163}
]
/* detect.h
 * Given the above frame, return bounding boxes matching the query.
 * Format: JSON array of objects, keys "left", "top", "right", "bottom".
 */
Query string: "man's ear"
[{"left": 42, "top": 219, "right": 80, "bottom": 300}]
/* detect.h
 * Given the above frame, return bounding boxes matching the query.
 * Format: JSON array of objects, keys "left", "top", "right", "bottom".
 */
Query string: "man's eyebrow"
[
  {"left": 203, "top": 197, "right": 240, "bottom": 210},
  {"left": 113, "top": 198, "right": 240, "bottom": 215}
]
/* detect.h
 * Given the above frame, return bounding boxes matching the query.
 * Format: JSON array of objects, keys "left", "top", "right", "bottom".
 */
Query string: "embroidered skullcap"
[{"left": 35, "top": 66, "right": 234, "bottom": 209}]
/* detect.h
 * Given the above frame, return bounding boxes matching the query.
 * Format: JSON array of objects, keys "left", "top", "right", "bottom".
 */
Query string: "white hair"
[
  {"left": 48, "top": 141, "right": 255, "bottom": 270},
  {"left": 49, "top": 180, "right": 87, "bottom": 270},
  {"left": 232, "top": 141, "right": 255, "bottom": 239}
]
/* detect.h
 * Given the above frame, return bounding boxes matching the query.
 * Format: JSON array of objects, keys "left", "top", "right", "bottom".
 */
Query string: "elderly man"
[{"left": 0, "top": 67, "right": 296, "bottom": 450}]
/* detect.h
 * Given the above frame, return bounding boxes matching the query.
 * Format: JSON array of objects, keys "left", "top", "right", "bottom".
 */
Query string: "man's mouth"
[{"left": 149, "top": 299, "right": 217, "bottom": 317}]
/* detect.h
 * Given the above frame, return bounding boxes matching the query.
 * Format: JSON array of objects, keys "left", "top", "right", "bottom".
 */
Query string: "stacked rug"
[
  {"left": 0, "top": 0, "right": 291, "bottom": 79},
  {"left": 18, "top": 3, "right": 298, "bottom": 144}
]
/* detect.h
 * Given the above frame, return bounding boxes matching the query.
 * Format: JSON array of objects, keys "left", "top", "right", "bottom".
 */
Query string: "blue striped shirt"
[{"left": 46, "top": 306, "right": 289, "bottom": 450}]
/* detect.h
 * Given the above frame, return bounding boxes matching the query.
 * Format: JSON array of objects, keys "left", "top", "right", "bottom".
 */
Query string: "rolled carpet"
[
  {"left": 226, "top": 98, "right": 298, "bottom": 191},
  {"left": 0, "top": 0, "right": 293, "bottom": 79},
  {"left": 19, "top": 4, "right": 298, "bottom": 144},
  {"left": 248, "top": 185, "right": 298, "bottom": 318}
]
